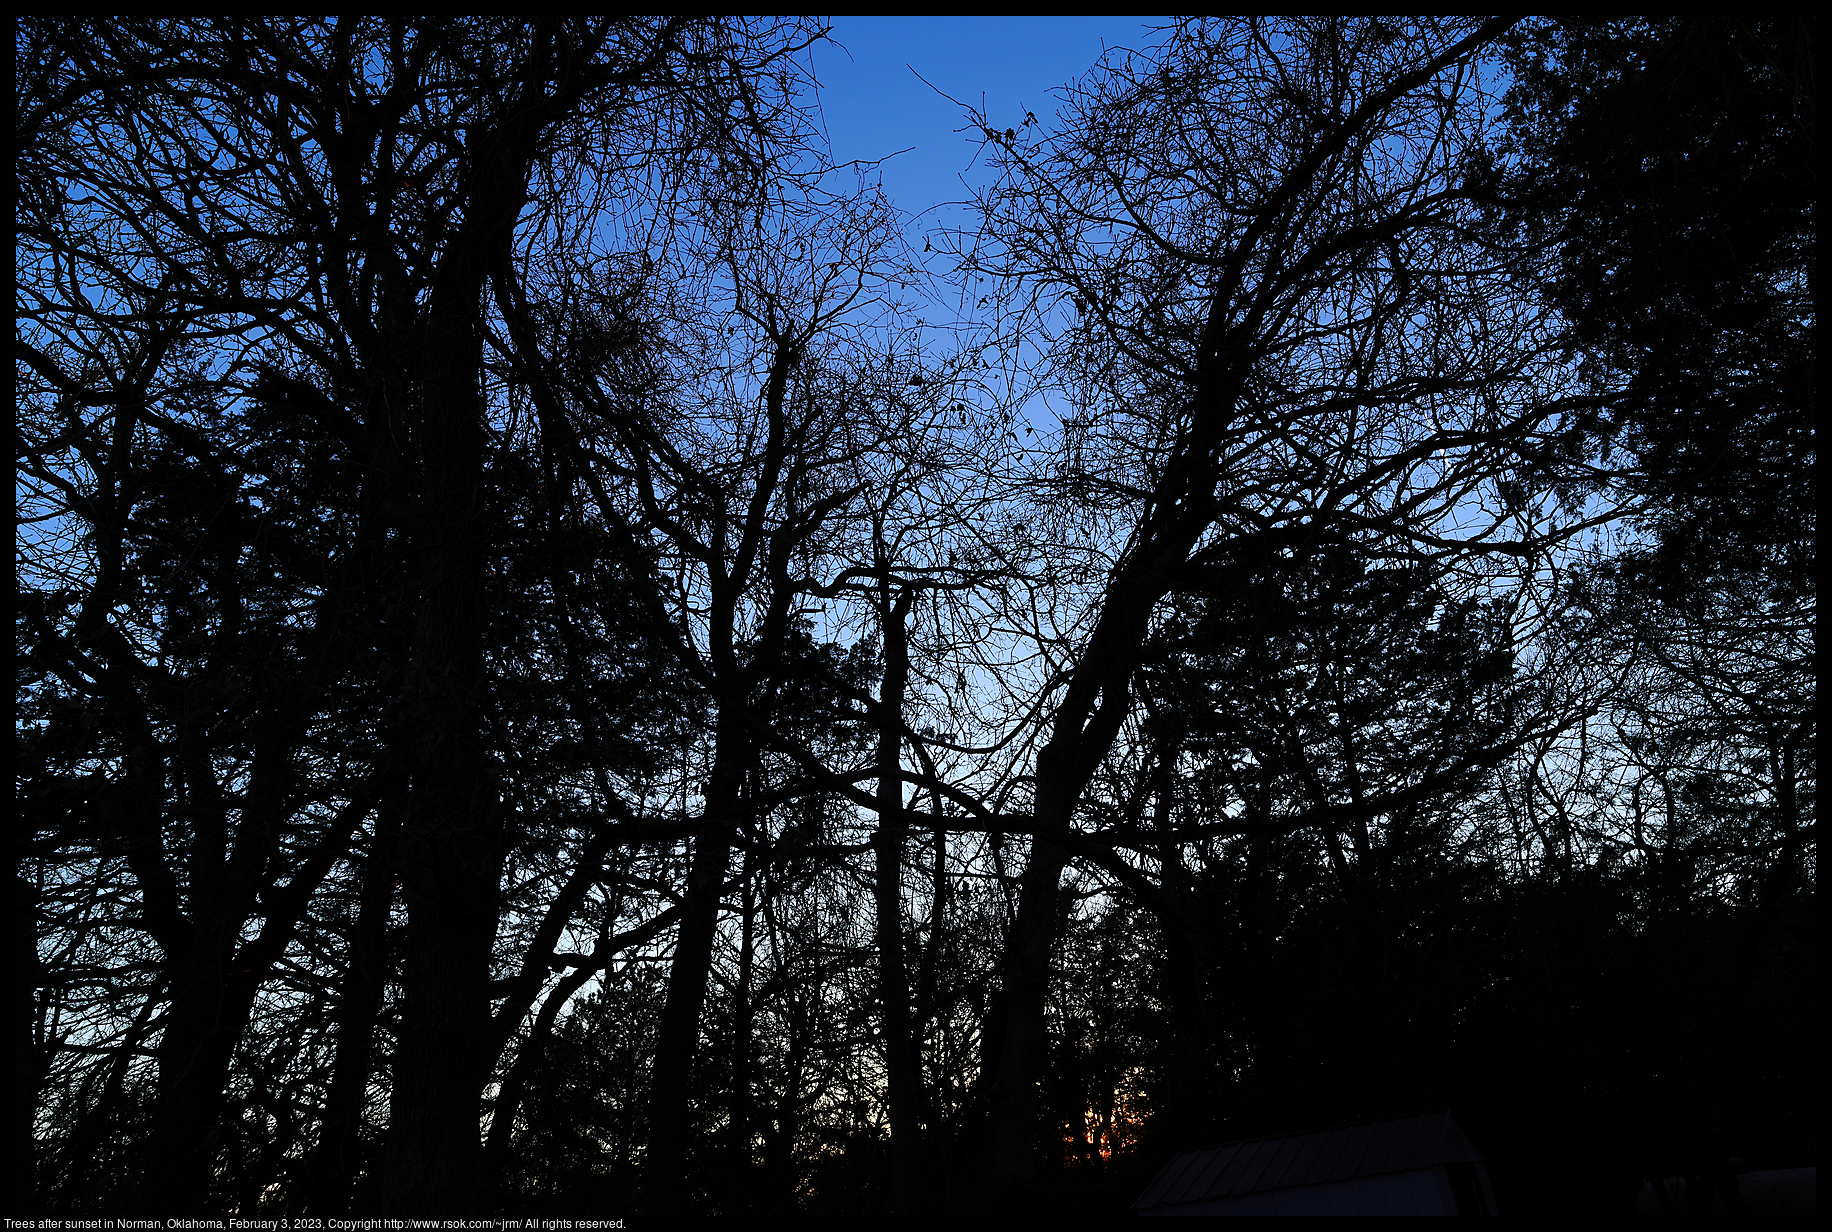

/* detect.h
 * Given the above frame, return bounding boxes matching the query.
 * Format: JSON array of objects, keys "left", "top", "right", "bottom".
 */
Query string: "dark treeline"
[{"left": 16, "top": 17, "right": 1813, "bottom": 1217}]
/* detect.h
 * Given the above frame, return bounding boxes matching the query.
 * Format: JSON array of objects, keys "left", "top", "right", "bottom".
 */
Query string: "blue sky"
[{"left": 810, "top": 17, "right": 1170, "bottom": 226}]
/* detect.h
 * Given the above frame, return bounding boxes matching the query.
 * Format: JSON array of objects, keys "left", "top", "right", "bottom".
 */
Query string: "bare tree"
[
  {"left": 16, "top": 16, "right": 824, "bottom": 1213},
  {"left": 20, "top": 14, "right": 1801, "bottom": 1219},
  {"left": 932, "top": 16, "right": 1619, "bottom": 1196}
]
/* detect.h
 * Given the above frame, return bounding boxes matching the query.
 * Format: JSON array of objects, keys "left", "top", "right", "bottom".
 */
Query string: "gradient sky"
[{"left": 810, "top": 17, "right": 1171, "bottom": 227}]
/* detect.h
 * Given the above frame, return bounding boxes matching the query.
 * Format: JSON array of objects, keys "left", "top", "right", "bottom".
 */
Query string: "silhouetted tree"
[
  {"left": 14, "top": 13, "right": 1812, "bottom": 1220},
  {"left": 17, "top": 15, "right": 824, "bottom": 1213},
  {"left": 943, "top": 16, "right": 1603, "bottom": 1199}
]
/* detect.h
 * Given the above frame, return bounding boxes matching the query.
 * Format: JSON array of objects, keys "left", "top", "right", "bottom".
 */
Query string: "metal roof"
[{"left": 1132, "top": 1110, "right": 1483, "bottom": 1211}]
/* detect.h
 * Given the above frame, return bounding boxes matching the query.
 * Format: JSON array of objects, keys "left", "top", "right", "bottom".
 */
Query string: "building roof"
[{"left": 1132, "top": 1109, "right": 1483, "bottom": 1211}]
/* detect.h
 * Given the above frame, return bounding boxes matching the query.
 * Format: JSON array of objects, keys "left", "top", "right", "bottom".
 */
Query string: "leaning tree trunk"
[
  {"left": 641, "top": 708, "right": 747, "bottom": 1208},
  {"left": 976, "top": 546, "right": 1216, "bottom": 1201},
  {"left": 979, "top": 797, "right": 1073, "bottom": 1203}
]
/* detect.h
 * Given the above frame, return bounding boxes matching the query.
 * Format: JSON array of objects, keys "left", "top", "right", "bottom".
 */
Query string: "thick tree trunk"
[
  {"left": 980, "top": 824, "right": 1071, "bottom": 1202},
  {"left": 383, "top": 863, "right": 498, "bottom": 1214},
  {"left": 380, "top": 574, "right": 497, "bottom": 1208},
  {"left": 147, "top": 946, "right": 269, "bottom": 1209},
  {"left": 380, "top": 268, "right": 500, "bottom": 1214}
]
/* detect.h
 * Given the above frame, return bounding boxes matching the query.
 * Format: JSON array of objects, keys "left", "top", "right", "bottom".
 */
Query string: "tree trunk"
[
  {"left": 1151, "top": 755, "right": 1209, "bottom": 1146},
  {"left": 146, "top": 946, "right": 268, "bottom": 1209},
  {"left": 379, "top": 259, "right": 499, "bottom": 1215},
  {"left": 913, "top": 775, "right": 949, "bottom": 1088},
  {"left": 483, "top": 960, "right": 598, "bottom": 1174},
  {"left": 980, "top": 826, "right": 1070, "bottom": 1203},
  {"left": 642, "top": 711, "right": 746, "bottom": 1208},
  {"left": 730, "top": 853, "right": 758, "bottom": 1208},
  {"left": 874, "top": 587, "right": 923, "bottom": 1213},
  {"left": 16, "top": 875, "right": 43, "bottom": 1216},
  {"left": 310, "top": 801, "right": 401, "bottom": 1213},
  {"left": 975, "top": 549, "right": 1211, "bottom": 1198}
]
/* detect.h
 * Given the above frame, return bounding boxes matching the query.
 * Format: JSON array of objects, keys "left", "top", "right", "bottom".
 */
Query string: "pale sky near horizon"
[{"left": 809, "top": 17, "right": 1171, "bottom": 229}]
